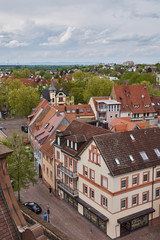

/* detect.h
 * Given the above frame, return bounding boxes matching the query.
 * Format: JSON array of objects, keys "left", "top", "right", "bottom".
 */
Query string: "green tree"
[
  {"left": 73, "top": 70, "right": 90, "bottom": 88},
  {"left": 70, "top": 87, "right": 85, "bottom": 104},
  {"left": 83, "top": 76, "right": 113, "bottom": 102},
  {"left": 43, "top": 73, "right": 52, "bottom": 80},
  {"left": 3, "top": 132, "right": 37, "bottom": 201},
  {"left": 8, "top": 86, "right": 40, "bottom": 117}
]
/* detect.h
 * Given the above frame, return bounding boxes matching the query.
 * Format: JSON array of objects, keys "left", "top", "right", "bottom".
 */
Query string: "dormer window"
[
  {"left": 48, "top": 126, "right": 54, "bottom": 132},
  {"left": 67, "top": 110, "right": 70, "bottom": 113},
  {"left": 79, "top": 109, "right": 83, "bottom": 113},
  {"left": 67, "top": 139, "right": 69, "bottom": 147},
  {"left": 154, "top": 148, "right": 160, "bottom": 158},
  {"left": 71, "top": 141, "right": 73, "bottom": 148},
  {"left": 130, "top": 134, "right": 135, "bottom": 141},
  {"left": 44, "top": 123, "right": 49, "bottom": 129},
  {"left": 134, "top": 105, "right": 139, "bottom": 108},
  {"left": 129, "top": 155, "right": 134, "bottom": 162},
  {"left": 115, "top": 158, "right": 120, "bottom": 165},
  {"left": 139, "top": 151, "right": 148, "bottom": 161},
  {"left": 72, "top": 109, "right": 76, "bottom": 113},
  {"left": 57, "top": 137, "right": 60, "bottom": 145},
  {"left": 144, "top": 104, "right": 150, "bottom": 107},
  {"left": 75, "top": 142, "right": 77, "bottom": 151}
]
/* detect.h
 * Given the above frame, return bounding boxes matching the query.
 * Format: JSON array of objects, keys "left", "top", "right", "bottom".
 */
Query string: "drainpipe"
[
  {"left": 54, "top": 147, "right": 57, "bottom": 196},
  {"left": 151, "top": 166, "right": 156, "bottom": 224}
]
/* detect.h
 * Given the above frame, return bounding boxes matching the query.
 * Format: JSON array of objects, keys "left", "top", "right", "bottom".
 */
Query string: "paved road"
[
  {"left": 16, "top": 178, "right": 160, "bottom": 240},
  {"left": 17, "top": 178, "right": 110, "bottom": 240}
]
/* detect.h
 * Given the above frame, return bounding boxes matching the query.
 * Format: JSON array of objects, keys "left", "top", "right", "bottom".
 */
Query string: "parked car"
[
  {"left": 24, "top": 202, "right": 42, "bottom": 214},
  {"left": 21, "top": 125, "right": 28, "bottom": 133}
]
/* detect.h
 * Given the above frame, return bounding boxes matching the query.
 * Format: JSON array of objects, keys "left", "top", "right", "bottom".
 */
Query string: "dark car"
[
  {"left": 24, "top": 202, "right": 42, "bottom": 214},
  {"left": 21, "top": 125, "right": 28, "bottom": 133}
]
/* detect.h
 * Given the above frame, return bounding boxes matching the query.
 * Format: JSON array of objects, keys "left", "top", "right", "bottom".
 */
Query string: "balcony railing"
[
  {"left": 58, "top": 181, "right": 78, "bottom": 197},
  {"left": 97, "top": 107, "right": 107, "bottom": 112},
  {"left": 58, "top": 165, "right": 78, "bottom": 178}
]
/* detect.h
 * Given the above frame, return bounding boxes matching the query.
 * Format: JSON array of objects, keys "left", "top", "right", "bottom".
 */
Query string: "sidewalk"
[
  {"left": 16, "top": 178, "right": 160, "bottom": 240},
  {"left": 17, "top": 178, "right": 109, "bottom": 240}
]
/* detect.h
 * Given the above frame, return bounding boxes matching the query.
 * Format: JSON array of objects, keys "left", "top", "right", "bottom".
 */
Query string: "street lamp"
[{"left": 47, "top": 204, "right": 50, "bottom": 223}]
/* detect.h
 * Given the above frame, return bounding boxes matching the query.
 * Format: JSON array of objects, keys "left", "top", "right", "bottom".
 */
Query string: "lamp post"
[{"left": 47, "top": 204, "right": 50, "bottom": 223}]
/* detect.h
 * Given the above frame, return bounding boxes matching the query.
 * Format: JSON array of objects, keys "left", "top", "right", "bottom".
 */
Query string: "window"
[
  {"left": 132, "top": 195, "right": 138, "bottom": 206},
  {"left": 90, "top": 151, "right": 93, "bottom": 161},
  {"left": 93, "top": 153, "right": 96, "bottom": 162},
  {"left": 130, "top": 134, "right": 135, "bottom": 141},
  {"left": 67, "top": 139, "right": 69, "bottom": 147},
  {"left": 48, "top": 125, "right": 54, "bottom": 132},
  {"left": 132, "top": 175, "right": 138, "bottom": 186},
  {"left": 83, "top": 166, "right": 88, "bottom": 177},
  {"left": 139, "top": 151, "right": 148, "bottom": 161},
  {"left": 156, "top": 188, "right": 160, "bottom": 198},
  {"left": 44, "top": 123, "right": 49, "bottom": 129},
  {"left": 59, "top": 97, "right": 63, "bottom": 102},
  {"left": 121, "top": 178, "right": 127, "bottom": 189},
  {"left": 65, "top": 155, "right": 68, "bottom": 168},
  {"left": 90, "top": 188, "right": 95, "bottom": 199},
  {"left": 75, "top": 142, "right": 77, "bottom": 151},
  {"left": 57, "top": 151, "right": 60, "bottom": 160},
  {"left": 89, "top": 146, "right": 101, "bottom": 165},
  {"left": 115, "top": 158, "right": 120, "bottom": 165},
  {"left": 97, "top": 155, "right": 101, "bottom": 165},
  {"left": 143, "top": 172, "right": 149, "bottom": 183},
  {"left": 72, "top": 109, "right": 76, "bottom": 113},
  {"left": 87, "top": 109, "right": 91, "bottom": 113},
  {"left": 143, "top": 192, "right": 148, "bottom": 203},
  {"left": 102, "top": 196, "right": 108, "bottom": 208},
  {"left": 67, "top": 109, "right": 70, "bottom": 113},
  {"left": 83, "top": 184, "right": 88, "bottom": 195},
  {"left": 71, "top": 141, "right": 73, "bottom": 148},
  {"left": 50, "top": 170, "right": 53, "bottom": 179},
  {"left": 66, "top": 175, "right": 68, "bottom": 184},
  {"left": 121, "top": 198, "right": 127, "bottom": 210},
  {"left": 90, "top": 169, "right": 95, "bottom": 181},
  {"left": 47, "top": 167, "right": 49, "bottom": 176},
  {"left": 101, "top": 176, "right": 108, "bottom": 189},
  {"left": 129, "top": 155, "right": 134, "bottom": 162},
  {"left": 57, "top": 137, "right": 60, "bottom": 145},
  {"left": 79, "top": 109, "right": 83, "bottom": 113},
  {"left": 156, "top": 169, "right": 160, "bottom": 178},
  {"left": 69, "top": 158, "right": 72, "bottom": 167},
  {"left": 154, "top": 148, "right": 160, "bottom": 158}
]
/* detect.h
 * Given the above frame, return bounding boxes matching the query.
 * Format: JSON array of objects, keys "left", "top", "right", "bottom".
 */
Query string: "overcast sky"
[{"left": 0, "top": 0, "right": 160, "bottom": 65}]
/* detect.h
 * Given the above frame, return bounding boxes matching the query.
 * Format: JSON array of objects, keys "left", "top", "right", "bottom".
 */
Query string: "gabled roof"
[
  {"left": 93, "top": 127, "right": 160, "bottom": 176},
  {"left": 54, "top": 104, "right": 95, "bottom": 117},
  {"left": 58, "top": 120, "right": 109, "bottom": 157},
  {"left": 112, "top": 84, "right": 155, "bottom": 113},
  {"left": 41, "top": 124, "right": 67, "bottom": 157}
]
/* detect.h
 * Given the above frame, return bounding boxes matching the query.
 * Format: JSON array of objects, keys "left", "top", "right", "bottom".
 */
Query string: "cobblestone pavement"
[{"left": 16, "top": 178, "right": 160, "bottom": 240}]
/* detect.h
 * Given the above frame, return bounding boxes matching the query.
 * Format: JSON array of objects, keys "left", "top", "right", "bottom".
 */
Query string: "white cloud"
[
  {"left": 5, "top": 40, "right": 29, "bottom": 48},
  {"left": 59, "top": 26, "right": 75, "bottom": 43}
]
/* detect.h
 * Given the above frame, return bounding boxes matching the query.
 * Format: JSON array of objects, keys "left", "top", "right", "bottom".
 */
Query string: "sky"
[{"left": 0, "top": 0, "right": 160, "bottom": 65}]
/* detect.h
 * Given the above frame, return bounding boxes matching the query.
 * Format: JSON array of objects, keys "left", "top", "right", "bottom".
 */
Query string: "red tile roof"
[
  {"left": 112, "top": 84, "right": 155, "bottom": 114},
  {"left": 54, "top": 104, "right": 94, "bottom": 117}
]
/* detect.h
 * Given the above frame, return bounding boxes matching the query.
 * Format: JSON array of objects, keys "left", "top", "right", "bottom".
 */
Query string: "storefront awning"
[
  {"left": 117, "top": 207, "right": 155, "bottom": 224},
  {"left": 76, "top": 197, "right": 108, "bottom": 221}
]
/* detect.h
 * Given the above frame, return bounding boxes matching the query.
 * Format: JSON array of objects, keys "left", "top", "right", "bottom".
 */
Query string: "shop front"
[
  {"left": 118, "top": 208, "right": 155, "bottom": 237},
  {"left": 64, "top": 192, "right": 78, "bottom": 210}
]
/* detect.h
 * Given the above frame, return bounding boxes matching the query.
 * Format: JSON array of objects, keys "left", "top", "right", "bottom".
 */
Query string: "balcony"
[
  {"left": 58, "top": 165, "right": 78, "bottom": 178},
  {"left": 58, "top": 181, "right": 78, "bottom": 197},
  {"left": 97, "top": 107, "right": 107, "bottom": 113}
]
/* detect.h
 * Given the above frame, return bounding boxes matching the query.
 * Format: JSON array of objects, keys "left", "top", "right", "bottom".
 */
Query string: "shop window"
[{"left": 101, "top": 176, "right": 108, "bottom": 189}]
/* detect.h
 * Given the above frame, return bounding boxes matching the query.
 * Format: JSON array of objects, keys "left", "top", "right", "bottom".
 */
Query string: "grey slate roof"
[{"left": 93, "top": 127, "right": 160, "bottom": 176}]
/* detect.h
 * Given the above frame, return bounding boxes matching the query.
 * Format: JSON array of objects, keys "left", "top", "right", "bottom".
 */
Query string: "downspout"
[
  {"left": 54, "top": 146, "right": 57, "bottom": 196},
  {"left": 151, "top": 166, "right": 156, "bottom": 224}
]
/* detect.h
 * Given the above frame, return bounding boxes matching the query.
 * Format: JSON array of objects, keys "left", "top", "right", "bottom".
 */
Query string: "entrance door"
[{"left": 39, "top": 164, "right": 42, "bottom": 178}]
